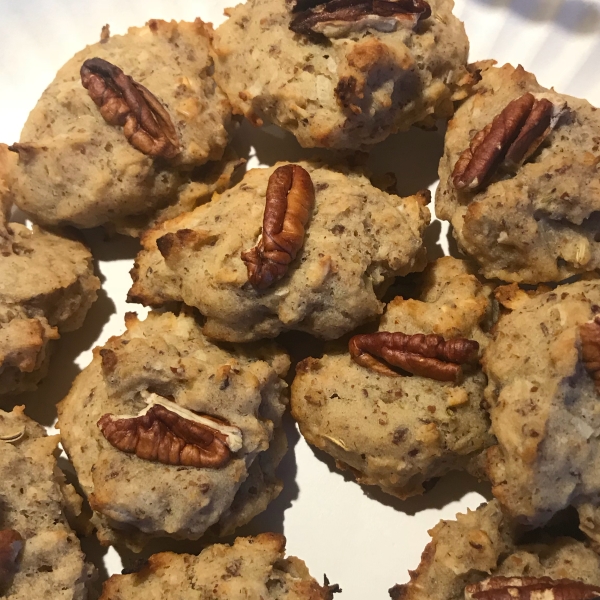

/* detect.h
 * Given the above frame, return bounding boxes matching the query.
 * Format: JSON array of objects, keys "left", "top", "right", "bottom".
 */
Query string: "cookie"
[
  {"left": 8, "top": 20, "right": 235, "bottom": 231},
  {"left": 129, "top": 160, "right": 429, "bottom": 342},
  {"left": 0, "top": 406, "right": 94, "bottom": 599},
  {"left": 99, "top": 533, "right": 339, "bottom": 599},
  {"left": 437, "top": 61, "right": 600, "bottom": 283},
  {"left": 483, "top": 280, "right": 600, "bottom": 526},
  {"left": 291, "top": 258, "right": 495, "bottom": 499},
  {"left": 211, "top": 0, "right": 473, "bottom": 149},
  {"left": 0, "top": 148, "right": 100, "bottom": 395},
  {"left": 57, "top": 310, "right": 290, "bottom": 550},
  {"left": 390, "top": 499, "right": 600, "bottom": 600}
]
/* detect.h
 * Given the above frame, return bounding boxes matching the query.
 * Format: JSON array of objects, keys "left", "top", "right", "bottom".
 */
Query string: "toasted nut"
[
  {"left": 452, "top": 93, "right": 567, "bottom": 191},
  {"left": 580, "top": 316, "right": 600, "bottom": 393},
  {"left": 349, "top": 332, "right": 479, "bottom": 382},
  {"left": 0, "top": 529, "right": 23, "bottom": 590},
  {"left": 80, "top": 57, "right": 180, "bottom": 158},
  {"left": 98, "top": 394, "right": 243, "bottom": 469},
  {"left": 290, "top": 0, "right": 431, "bottom": 38},
  {"left": 242, "top": 164, "right": 315, "bottom": 290},
  {"left": 465, "top": 575, "right": 600, "bottom": 600}
]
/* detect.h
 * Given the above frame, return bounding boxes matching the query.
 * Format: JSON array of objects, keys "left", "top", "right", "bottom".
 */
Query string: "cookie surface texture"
[
  {"left": 57, "top": 310, "right": 290, "bottom": 550},
  {"left": 0, "top": 406, "right": 95, "bottom": 599},
  {"left": 390, "top": 499, "right": 600, "bottom": 600},
  {"left": 99, "top": 533, "right": 337, "bottom": 599},
  {"left": 0, "top": 146, "right": 99, "bottom": 395},
  {"left": 484, "top": 280, "right": 600, "bottom": 526},
  {"left": 291, "top": 257, "right": 494, "bottom": 499},
  {"left": 129, "top": 160, "right": 429, "bottom": 342},
  {"left": 437, "top": 61, "right": 600, "bottom": 283},
  {"left": 212, "top": 0, "right": 472, "bottom": 149},
  {"left": 9, "top": 20, "right": 233, "bottom": 230}
]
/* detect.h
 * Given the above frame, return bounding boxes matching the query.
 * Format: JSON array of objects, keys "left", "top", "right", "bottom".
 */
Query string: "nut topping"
[
  {"left": 80, "top": 57, "right": 180, "bottom": 159},
  {"left": 242, "top": 164, "right": 315, "bottom": 290},
  {"left": 465, "top": 576, "right": 600, "bottom": 600},
  {"left": 349, "top": 332, "right": 479, "bottom": 382},
  {"left": 0, "top": 529, "right": 23, "bottom": 590},
  {"left": 580, "top": 316, "right": 600, "bottom": 393},
  {"left": 290, "top": 0, "right": 431, "bottom": 38},
  {"left": 98, "top": 394, "right": 243, "bottom": 469},
  {"left": 452, "top": 92, "right": 567, "bottom": 191}
]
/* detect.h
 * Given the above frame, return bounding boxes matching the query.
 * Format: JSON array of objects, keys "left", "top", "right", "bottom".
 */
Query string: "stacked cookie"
[{"left": 1, "top": 1, "right": 600, "bottom": 598}]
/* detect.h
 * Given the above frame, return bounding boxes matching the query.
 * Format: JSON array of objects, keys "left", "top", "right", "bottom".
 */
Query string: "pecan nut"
[
  {"left": 452, "top": 92, "right": 567, "bottom": 191},
  {"left": 241, "top": 164, "right": 315, "bottom": 290},
  {"left": 98, "top": 394, "right": 243, "bottom": 469},
  {"left": 0, "top": 529, "right": 23, "bottom": 590},
  {"left": 580, "top": 316, "right": 600, "bottom": 393},
  {"left": 349, "top": 332, "right": 479, "bottom": 382},
  {"left": 80, "top": 57, "right": 180, "bottom": 159},
  {"left": 290, "top": 0, "right": 431, "bottom": 38},
  {"left": 465, "top": 576, "right": 600, "bottom": 600}
]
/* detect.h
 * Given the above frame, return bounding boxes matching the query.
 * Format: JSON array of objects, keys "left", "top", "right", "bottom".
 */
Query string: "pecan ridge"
[
  {"left": 241, "top": 164, "right": 315, "bottom": 290},
  {"left": 98, "top": 394, "right": 243, "bottom": 469},
  {"left": 0, "top": 529, "right": 23, "bottom": 591},
  {"left": 452, "top": 92, "right": 567, "bottom": 192},
  {"left": 580, "top": 315, "right": 600, "bottom": 393},
  {"left": 465, "top": 576, "right": 600, "bottom": 600},
  {"left": 80, "top": 57, "right": 180, "bottom": 159},
  {"left": 290, "top": 0, "right": 431, "bottom": 38},
  {"left": 349, "top": 332, "right": 479, "bottom": 382}
]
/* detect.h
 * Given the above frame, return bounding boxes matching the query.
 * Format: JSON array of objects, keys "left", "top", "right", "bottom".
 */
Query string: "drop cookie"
[
  {"left": 291, "top": 257, "right": 495, "bottom": 499},
  {"left": 0, "top": 147, "right": 99, "bottom": 395},
  {"left": 0, "top": 406, "right": 95, "bottom": 599},
  {"left": 57, "top": 310, "right": 290, "bottom": 550},
  {"left": 437, "top": 61, "right": 600, "bottom": 283},
  {"left": 389, "top": 499, "right": 600, "bottom": 600},
  {"left": 129, "top": 161, "right": 429, "bottom": 342},
  {"left": 8, "top": 20, "right": 235, "bottom": 232},
  {"left": 483, "top": 280, "right": 600, "bottom": 526},
  {"left": 99, "top": 533, "right": 339, "bottom": 599},
  {"left": 211, "top": 0, "right": 474, "bottom": 149}
]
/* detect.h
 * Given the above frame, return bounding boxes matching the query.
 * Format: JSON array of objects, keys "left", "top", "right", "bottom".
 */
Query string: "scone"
[
  {"left": 0, "top": 149, "right": 100, "bottom": 395},
  {"left": 57, "top": 310, "right": 290, "bottom": 550},
  {"left": 483, "top": 280, "right": 600, "bottom": 526},
  {"left": 129, "top": 160, "right": 429, "bottom": 342},
  {"left": 8, "top": 20, "right": 235, "bottom": 232},
  {"left": 212, "top": 0, "right": 474, "bottom": 149},
  {"left": 437, "top": 61, "right": 600, "bottom": 283},
  {"left": 99, "top": 533, "right": 339, "bottom": 599},
  {"left": 0, "top": 406, "right": 94, "bottom": 599},
  {"left": 291, "top": 258, "right": 495, "bottom": 499},
  {"left": 389, "top": 499, "right": 600, "bottom": 600}
]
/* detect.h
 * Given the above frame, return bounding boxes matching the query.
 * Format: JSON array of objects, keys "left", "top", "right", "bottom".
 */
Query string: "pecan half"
[
  {"left": 290, "top": 0, "right": 431, "bottom": 38},
  {"left": 80, "top": 57, "right": 180, "bottom": 159},
  {"left": 465, "top": 576, "right": 600, "bottom": 600},
  {"left": 580, "top": 316, "right": 600, "bottom": 393},
  {"left": 452, "top": 92, "right": 567, "bottom": 191},
  {"left": 0, "top": 529, "right": 23, "bottom": 590},
  {"left": 98, "top": 394, "right": 243, "bottom": 469},
  {"left": 241, "top": 164, "right": 315, "bottom": 290},
  {"left": 349, "top": 332, "right": 479, "bottom": 381}
]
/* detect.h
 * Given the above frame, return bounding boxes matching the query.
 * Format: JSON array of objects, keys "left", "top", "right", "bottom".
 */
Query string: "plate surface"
[{"left": 0, "top": 0, "right": 599, "bottom": 598}]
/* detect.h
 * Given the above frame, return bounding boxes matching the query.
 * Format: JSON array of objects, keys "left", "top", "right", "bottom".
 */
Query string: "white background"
[{"left": 1, "top": 0, "right": 600, "bottom": 597}]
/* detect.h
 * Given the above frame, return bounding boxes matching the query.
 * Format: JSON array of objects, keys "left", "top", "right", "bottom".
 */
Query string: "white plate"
[{"left": 1, "top": 0, "right": 599, "bottom": 598}]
